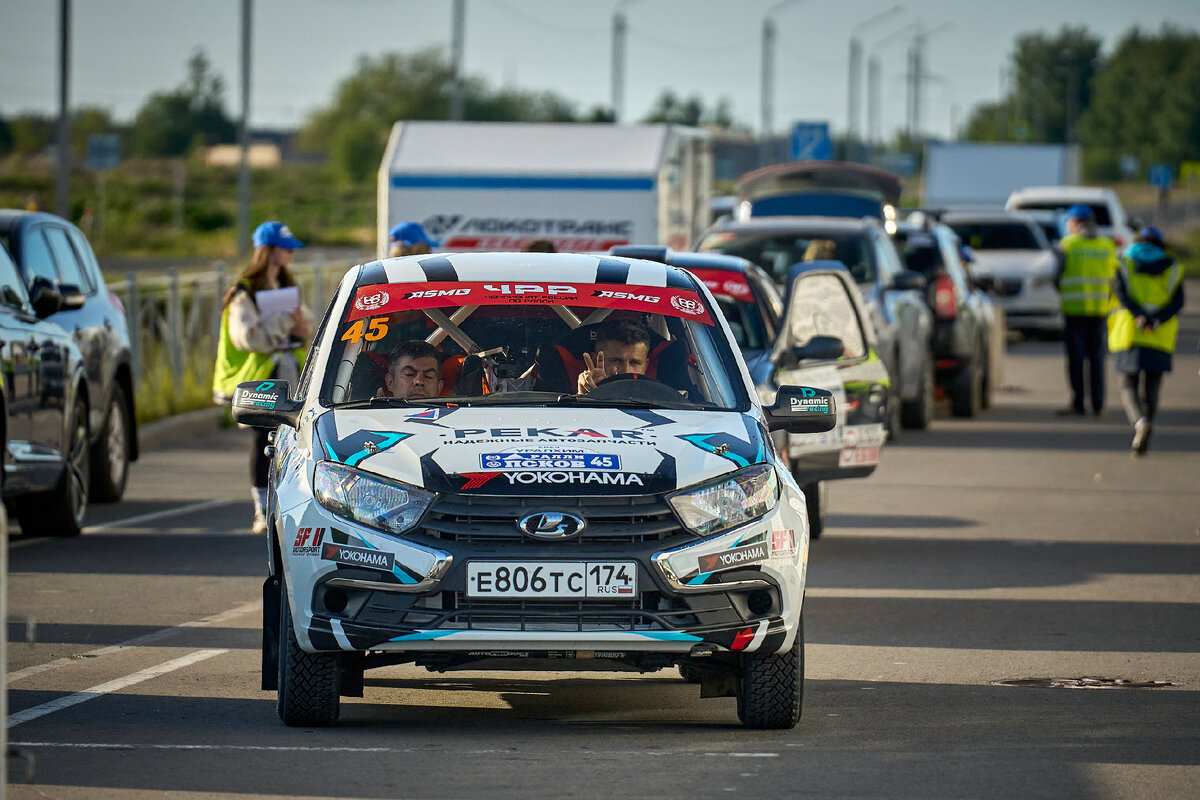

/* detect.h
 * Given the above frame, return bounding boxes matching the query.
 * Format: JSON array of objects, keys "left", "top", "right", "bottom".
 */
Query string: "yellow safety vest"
[
  {"left": 1108, "top": 260, "right": 1183, "bottom": 354},
  {"left": 1060, "top": 234, "right": 1117, "bottom": 317}
]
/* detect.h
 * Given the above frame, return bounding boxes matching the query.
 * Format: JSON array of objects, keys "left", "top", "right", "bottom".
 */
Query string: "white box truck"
[
  {"left": 922, "top": 141, "right": 1081, "bottom": 211},
  {"left": 377, "top": 122, "right": 711, "bottom": 257}
]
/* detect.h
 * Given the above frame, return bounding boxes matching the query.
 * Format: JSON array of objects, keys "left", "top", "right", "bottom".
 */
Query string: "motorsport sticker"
[
  {"left": 321, "top": 542, "right": 395, "bottom": 571},
  {"left": 789, "top": 388, "right": 832, "bottom": 413},
  {"left": 770, "top": 528, "right": 796, "bottom": 557},
  {"left": 698, "top": 541, "right": 770, "bottom": 573},
  {"left": 235, "top": 381, "right": 281, "bottom": 409},
  {"left": 354, "top": 288, "right": 390, "bottom": 312},
  {"left": 839, "top": 424, "right": 885, "bottom": 467},
  {"left": 291, "top": 527, "right": 327, "bottom": 556},
  {"left": 458, "top": 471, "right": 645, "bottom": 489},
  {"left": 690, "top": 268, "right": 753, "bottom": 300},
  {"left": 442, "top": 427, "right": 656, "bottom": 447},
  {"left": 480, "top": 451, "right": 621, "bottom": 471}
]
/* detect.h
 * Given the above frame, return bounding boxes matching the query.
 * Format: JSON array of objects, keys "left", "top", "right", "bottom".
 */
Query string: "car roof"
[
  {"left": 942, "top": 210, "right": 1039, "bottom": 225},
  {"left": 1007, "top": 186, "right": 1116, "bottom": 202},
  {"left": 707, "top": 215, "right": 877, "bottom": 234},
  {"left": 357, "top": 251, "right": 702, "bottom": 290}
]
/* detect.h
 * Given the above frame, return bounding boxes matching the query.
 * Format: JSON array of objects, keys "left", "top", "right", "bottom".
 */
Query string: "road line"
[
  {"left": 84, "top": 499, "right": 231, "bottom": 531},
  {"left": 9, "top": 742, "right": 776, "bottom": 757},
  {"left": 6, "top": 600, "right": 259, "bottom": 684},
  {"left": 7, "top": 649, "right": 228, "bottom": 728}
]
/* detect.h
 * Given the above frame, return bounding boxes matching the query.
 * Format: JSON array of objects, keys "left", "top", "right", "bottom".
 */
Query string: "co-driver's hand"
[{"left": 577, "top": 351, "right": 606, "bottom": 393}]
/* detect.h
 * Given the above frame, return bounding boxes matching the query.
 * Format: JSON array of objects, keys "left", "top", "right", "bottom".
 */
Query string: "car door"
[
  {"left": 870, "top": 226, "right": 929, "bottom": 402},
  {"left": 775, "top": 268, "right": 890, "bottom": 483}
]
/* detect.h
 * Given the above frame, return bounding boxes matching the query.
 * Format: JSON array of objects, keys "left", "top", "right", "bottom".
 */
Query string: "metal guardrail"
[{"left": 107, "top": 259, "right": 349, "bottom": 387}]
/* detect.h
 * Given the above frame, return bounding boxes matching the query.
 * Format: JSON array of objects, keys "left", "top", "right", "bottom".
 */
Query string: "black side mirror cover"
[
  {"left": 765, "top": 386, "right": 837, "bottom": 433},
  {"left": 231, "top": 380, "right": 303, "bottom": 428},
  {"left": 29, "top": 276, "right": 63, "bottom": 318}
]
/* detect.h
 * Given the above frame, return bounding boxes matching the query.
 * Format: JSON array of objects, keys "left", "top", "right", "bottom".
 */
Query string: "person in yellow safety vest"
[
  {"left": 1055, "top": 204, "right": 1118, "bottom": 416},
  {"left": 213, "top": 221, "right": 313, "bottom": 533},
  {"left": 1109, "top": 226, "right": 1184, "bottom": 456}
]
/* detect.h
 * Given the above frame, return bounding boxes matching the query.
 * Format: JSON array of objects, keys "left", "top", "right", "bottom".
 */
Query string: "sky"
[{"left": 2, "top": 0, "right": 1198, "bottom": 142}]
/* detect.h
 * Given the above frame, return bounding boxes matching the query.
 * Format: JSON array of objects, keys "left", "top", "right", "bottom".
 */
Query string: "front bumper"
[{"left": 277, "top": 492, "right": 809, "bottom": 659}]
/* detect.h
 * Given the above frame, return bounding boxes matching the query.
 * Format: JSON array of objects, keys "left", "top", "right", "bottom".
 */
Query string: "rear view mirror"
[
  {"left": 29, "top": 276, "right": 63, "bottom": 318},
  {"left": 232, "top": 380, "right": 303, "bottom": 428},
  {"left": 792, "top": 335, "right": 844, "bottom": 362},
  {"left": 57, "top": 283, "right": 86, "bottom": 311},
  {"left": 765, "top": 386, "right": 837, "bottom": 433}
]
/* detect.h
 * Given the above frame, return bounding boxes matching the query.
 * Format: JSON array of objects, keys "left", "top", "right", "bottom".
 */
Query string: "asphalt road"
[{"left": 5, "top": 308, "right": 1200, "bottom": 799}]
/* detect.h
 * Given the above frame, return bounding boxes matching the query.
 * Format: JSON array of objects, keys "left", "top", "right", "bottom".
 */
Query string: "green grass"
[{"left": 134, "top": 342, "right": 217, "bottom": 425}]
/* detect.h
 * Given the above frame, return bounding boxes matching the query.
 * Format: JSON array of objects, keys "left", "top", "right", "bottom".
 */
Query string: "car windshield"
[
  {"left": 949, "top": 222, "right": 1046, "bottom": 251},
  {"left": 319, "top": 276, "right": 747, "bottom": 411},
  {"left": 1013, "top": 201, "right": 1112, "bottom": 227},
  {"left": 699, "top": 229, "right": 876, "bottom": 286}
]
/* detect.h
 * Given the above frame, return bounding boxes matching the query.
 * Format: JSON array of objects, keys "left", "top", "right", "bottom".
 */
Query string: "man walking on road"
[{"left": 1056, "top": 204, "right": 1117, "bottom": 416}]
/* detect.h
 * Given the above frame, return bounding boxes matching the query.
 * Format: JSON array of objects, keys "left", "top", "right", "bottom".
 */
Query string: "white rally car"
[{"left": 233, "top": 252, "right": 835, "bottom": 729}]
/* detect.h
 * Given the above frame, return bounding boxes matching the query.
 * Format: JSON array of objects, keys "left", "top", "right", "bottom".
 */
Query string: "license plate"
[{"left": 466, "top": 561, "right": 637, "bottom": 598}]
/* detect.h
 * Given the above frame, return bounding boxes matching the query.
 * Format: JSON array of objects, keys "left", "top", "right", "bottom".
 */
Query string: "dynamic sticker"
[
  {"left": 698, "top": 541, "right": 770, "bottom": 573},
  {"left": 321, "top": 542, "right": 396, "bottom": 571},
  {"left": 480, "top": 451, "right": 621, "bottom": 471}
]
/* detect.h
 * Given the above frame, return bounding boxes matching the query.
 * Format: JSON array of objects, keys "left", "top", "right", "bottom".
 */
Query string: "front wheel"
[
  {"left": 90, "top": 384, "right": 131, "bottom": 502},
  {"left": 18, "top": 395, "right": 89, "bottom": 537},
  {"left": 278, "top": 576, "right": 342, "bottom": 726},
  {"left": 736, "top": 617, "right": 804, "bottom": 729}
]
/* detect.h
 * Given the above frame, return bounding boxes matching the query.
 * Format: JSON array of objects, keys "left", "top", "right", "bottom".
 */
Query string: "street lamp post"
[
  {"left": 760, "top": 0, "right": 809, "bottom": 142},
  {"left": 611, "top": 0, "right": 640, "bottom": 123},
  {"left": 867, "top": 21, "right": 918, "bottom": 149},
  {"left": 847, "top": 5, "right": 904, "bottom": 143}
]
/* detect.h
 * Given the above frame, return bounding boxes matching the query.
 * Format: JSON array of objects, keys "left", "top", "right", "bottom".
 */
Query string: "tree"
[
  {"left": 1078, "top": 27, "right": 1200, "bottom": 178},
  {"left": 128, "top": 48, "right": 235, "bottom": 157},
  {"left": 70, "top": 107, "right": 118, "bottom": 159},
  {"left": 640, "top": 90, "right": 743, "bottom": 130},
  {"left": 7, "top": 114, "right": 54, "bottom": 156}
]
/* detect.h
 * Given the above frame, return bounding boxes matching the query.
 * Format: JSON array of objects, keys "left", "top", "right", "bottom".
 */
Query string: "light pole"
[
  {"left": 847, "top": 5, "right": 904, "bottom": 143},
  {"left": 867, "top": 21, "right": 917, "bottom": 148},
  {"left": 611, "top": 0, "right": 640, "bottom": 123},
  {"left": 760, "top": 0, "right": 809, "bottom": 143},
  {"left": 237, "top": 0, "right": 252, "bottom": 259},
  {"left": 908, "top": 22, "right": 952, "bottom": 140},
  {"left": 449, "top": 0, "right": 466, "bottom": 121}
]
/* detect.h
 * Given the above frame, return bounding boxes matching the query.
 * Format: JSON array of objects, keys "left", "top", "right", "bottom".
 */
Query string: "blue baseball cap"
[
  {"left": 252, "top": 221, "right": 305, "bottom": 250},
  {"left": 1138, "top": 226, "right": 1165, "bottom": 245},
  {"left": 1065, "top": 204, "right": 1095, "bottom": 221},
  {"left": 389, "top": 221, "right": 434, "bottom": 247}
]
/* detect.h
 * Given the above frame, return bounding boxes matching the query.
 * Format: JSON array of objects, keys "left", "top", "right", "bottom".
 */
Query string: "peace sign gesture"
[{"left": 577, "top": 350, "right": 607, "bottom": 393}]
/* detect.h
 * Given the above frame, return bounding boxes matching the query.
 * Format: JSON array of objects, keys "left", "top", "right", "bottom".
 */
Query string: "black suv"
[
  {"left": 0, "top": 211, "right": 138, "bottom": 501},
  {"left": 0, "top": 240, "right": 92, "bottom": 535},
  {"left": 698, "top": 216, "right": 935, "bottom": 431}
]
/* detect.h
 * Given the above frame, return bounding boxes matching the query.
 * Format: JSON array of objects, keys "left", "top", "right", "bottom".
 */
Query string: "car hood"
[
  {"left": 969, "top": 250, "right": 1056, "bottom": 277},
  {"left": 314, "top": 406, "right": 771, "bottom": 496}
]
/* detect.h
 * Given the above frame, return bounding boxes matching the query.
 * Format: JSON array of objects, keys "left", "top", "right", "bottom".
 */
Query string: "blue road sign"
[
  {"left": 1148, "top": 163, "right": 1173, "bottom": 188},
  {"left": 791, "top": 122, "right": 832, "bottom": 161},
  {"left": 86, "top": 134, "right": 120, "bottom": 171}
]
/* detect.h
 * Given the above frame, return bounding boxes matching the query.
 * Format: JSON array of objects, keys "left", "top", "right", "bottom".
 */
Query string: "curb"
[{"left": 137, "top": 406, "right": 226, "bottom": 451}]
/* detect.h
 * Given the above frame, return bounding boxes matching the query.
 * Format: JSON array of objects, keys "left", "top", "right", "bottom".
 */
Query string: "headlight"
[
  {"left": 668, "top": 463, "right": 778, "bottom": 537},
  {"left": 313, "top": 461, "right": 434, "bottom": 537}
]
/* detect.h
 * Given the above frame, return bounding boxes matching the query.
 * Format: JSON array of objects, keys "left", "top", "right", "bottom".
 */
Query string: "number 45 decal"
[{"left": 341, "top": 317, "right": 388, "bottom": 343}]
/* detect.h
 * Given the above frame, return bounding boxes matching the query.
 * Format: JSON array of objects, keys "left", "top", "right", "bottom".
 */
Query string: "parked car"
[
  {"left": 944, "top": 211, "right": 1062, "bottom": 335},
  {"left": 1005, "top": 186, "right": 1137, "bottom": 250},
  {"left": 234, "top": 251, "right": 837, "bottom": 729},
  {"left": 608, "top": 246, "right": 890, "bottom": 539},
  {"left": 0, "top": 240, "right": 92, "bottom": 536},
  {"left": 698, "top": 216, "right": 934, "bottom": 431},
  {"left": 0, "top": 211, "right": 138, "bottom": 501},
  {"left": 891, "top": 219, "right": 1000, "bottom": 417}
]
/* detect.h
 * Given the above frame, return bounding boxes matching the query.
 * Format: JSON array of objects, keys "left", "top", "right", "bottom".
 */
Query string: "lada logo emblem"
[{"left": 518, "top": 512, "right": 585, "bottom": 540}]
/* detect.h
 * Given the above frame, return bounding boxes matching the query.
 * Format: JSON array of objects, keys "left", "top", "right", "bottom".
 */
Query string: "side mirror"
[
  {"left": 765, "top": 386, "right": 837, "bottom": 433},
  {"left": 792, "top": 335, "right": 845, "bottom": 363},
  {"left": 29, "top": 276, "right": 63, "bottom": 318},
  {"left": 889, "top": 269, "right": 927, "bottom": 292},
  {"left": 57, "top": 283, "right": 86, "bottom": 311},
  {"left": 232, "top": 380, "right": 303, "bottom": 428}
]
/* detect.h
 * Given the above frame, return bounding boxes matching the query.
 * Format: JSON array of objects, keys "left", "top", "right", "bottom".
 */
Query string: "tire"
[
  {"left": 89, "top": 384, "right": 130, "bottom": 503},
  {"left": 980, "top": 347, "right": 993, "bottom": 411},
  {"left": 679, "top": 665, "right": 704, "bottom": 683},
  {"left": 17, "top": 395, "right": 89, "bottom": 537},
  {"left": 736, "top": 617, "right": 804, "bottom": 729},
  {"left": 950, "top": 355, "right": 983, "bottom": 418},
  {"left": 277, "top": 576, "right": 341, "bottom": 726},
  {"left": 801, "top": 481, "right": 825, "bottom": 540},
  {"left": 900, "top": 356, "right": 934, "bottom": 430}
]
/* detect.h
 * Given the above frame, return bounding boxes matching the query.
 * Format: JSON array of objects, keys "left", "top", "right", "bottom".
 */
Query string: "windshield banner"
[
  {"left": 689, "top": 269, "right": 753, "bottom": 301},
  {"left": 347, "top": 282, "right": 715, "bottom": 325}
]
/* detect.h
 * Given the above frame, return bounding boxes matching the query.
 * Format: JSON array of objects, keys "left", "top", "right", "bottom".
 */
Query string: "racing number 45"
[{"left": 341, "top": 317, "right": 388, "bottom": 343}]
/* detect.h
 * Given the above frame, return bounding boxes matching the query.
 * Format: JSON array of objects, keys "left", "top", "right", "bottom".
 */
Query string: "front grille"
[{"left": 422, "top": 493, "right": 686, "bottom": 545}]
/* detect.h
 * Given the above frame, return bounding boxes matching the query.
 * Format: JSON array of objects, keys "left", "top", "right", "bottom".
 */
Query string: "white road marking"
[
  {"left": 10, "top": 742, "right": 783, "bottom": 757},
  {"left": 84, "top": 499, "right": 231, "bottom": 531},
  {"left": 6, "top": 600, "right": 259, "bottom": 684},
  {"left": 7, "top": 649, "right": 228, "bottom": 728}
]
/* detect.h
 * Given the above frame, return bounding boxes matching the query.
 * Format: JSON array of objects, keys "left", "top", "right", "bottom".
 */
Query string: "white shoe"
[
  {"left": 1131, "top": 418, "right": 1151, "bottom": 456},
  {"left": 251, "top": 487, "right": 269, "bottom": 533}
]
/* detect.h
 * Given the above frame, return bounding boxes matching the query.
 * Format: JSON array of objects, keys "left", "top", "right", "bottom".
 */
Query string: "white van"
[{"left": 1005, "top": 186, "right": 1138, "bottom": 249}]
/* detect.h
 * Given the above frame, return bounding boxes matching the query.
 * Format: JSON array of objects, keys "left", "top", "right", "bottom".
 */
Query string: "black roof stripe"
[
  {"left": 418, "top": 256, "right": 459, "bottom": 282},
  {"left": 595, "top": 258, "right": 631, "bottom": 285},
  {"left": 665, "top": 267, "right": 694, "bottom": 290},
  {"left": 357, "top": 260, "right": 389, "bottom": 286}
]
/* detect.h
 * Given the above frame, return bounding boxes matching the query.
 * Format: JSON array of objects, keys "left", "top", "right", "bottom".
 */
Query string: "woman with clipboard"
[{"left": 213, "top": 221, "right": 313, "bottom": 533}]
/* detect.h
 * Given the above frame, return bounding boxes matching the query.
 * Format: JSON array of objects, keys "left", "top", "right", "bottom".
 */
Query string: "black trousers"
[
  {"left": 1120, "top": 371, "right": 1164, "bottom": 424},
  {"left": 1063, "top": 316, "right": 1107, "bottom": 413},
  {"left": 252, "top": 426, "right": 271, "bottom": 488}
]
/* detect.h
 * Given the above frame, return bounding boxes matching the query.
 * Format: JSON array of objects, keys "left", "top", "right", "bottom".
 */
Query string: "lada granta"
[{"left": 233, "top": 252, "right": 836, "bottom": 729}]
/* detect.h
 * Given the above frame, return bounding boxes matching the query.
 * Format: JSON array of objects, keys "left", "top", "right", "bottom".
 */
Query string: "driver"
[
  {"left": 577, "top": 319, "right": 650, "bottom": 393},
  {"left": 378, "top": 340, "right": 443, "bottom": 399}
]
